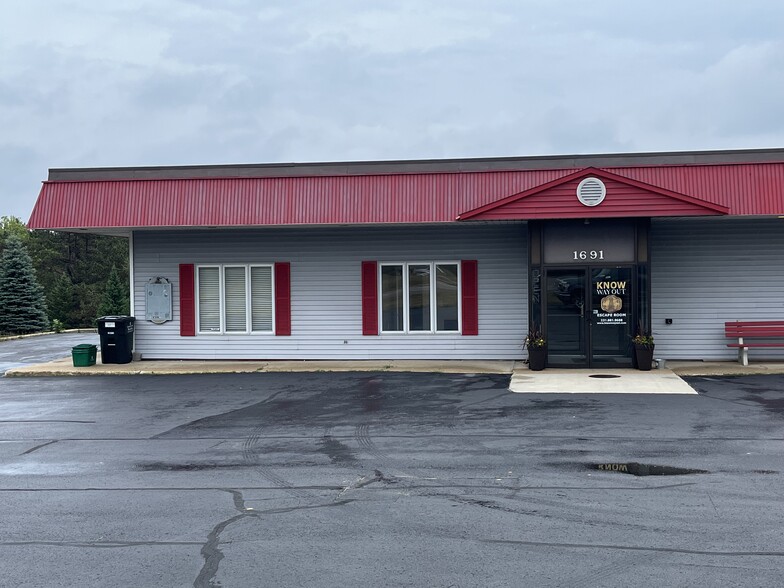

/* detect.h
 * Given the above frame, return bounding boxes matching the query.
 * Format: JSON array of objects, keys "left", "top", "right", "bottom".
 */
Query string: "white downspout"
[
  {"left": 128, "top": 230, "right": 138, "bottom": 360},
  {"left": 128, "top": 231, "right": 135, "bottom": 317}
]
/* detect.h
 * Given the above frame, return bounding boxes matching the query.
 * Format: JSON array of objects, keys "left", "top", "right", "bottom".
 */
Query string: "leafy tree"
[
  {"left": 0, "top": 235, "right": 49, "bottom": 334},
  {"left": 0, "top": 216, "right": 28, "bottom": 240},
  {"left": 98, "top": 265, "right": 130, "bottom": 317},
  {"left": 0, "top": 216, "right": 29, "bottom": 256}
]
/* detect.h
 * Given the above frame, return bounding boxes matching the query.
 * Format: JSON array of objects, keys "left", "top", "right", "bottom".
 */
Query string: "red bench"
[{"left": 725, "top": 321, "right": 784, "bottom": 366}]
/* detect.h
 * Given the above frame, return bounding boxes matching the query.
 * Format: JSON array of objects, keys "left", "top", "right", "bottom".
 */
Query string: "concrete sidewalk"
[
  {"left": 509, "top": 368, "right": 697, "bottom": 394},
  {"left": 3, "top": 354, "right": 517, "bottom": 377},
  {"left": 5, "top": 353, "right": 784, "bottom": 381},
  {"left": 507, "top": 360, "right": 784, "bottom": 395}
]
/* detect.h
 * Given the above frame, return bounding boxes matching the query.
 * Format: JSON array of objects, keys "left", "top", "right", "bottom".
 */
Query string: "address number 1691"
[{"left": 573, "top": 250, "right": 604, "bottom": 260}]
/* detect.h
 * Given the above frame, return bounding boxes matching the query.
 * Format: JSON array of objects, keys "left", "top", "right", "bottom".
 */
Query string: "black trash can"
[{"left": 97, "top": 316, "right": 135, "bottom": 364}]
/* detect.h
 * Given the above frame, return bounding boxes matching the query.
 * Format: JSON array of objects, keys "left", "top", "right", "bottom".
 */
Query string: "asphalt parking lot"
[
  {"left": 1, "top": 371, "right": 783, "bottom": 587},
  {"left": 0, "top": 332, "right": 97, "bottom": 374}
]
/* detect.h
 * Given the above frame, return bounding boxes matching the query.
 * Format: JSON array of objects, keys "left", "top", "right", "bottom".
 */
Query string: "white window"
[
  {"left": 250, "top": 266, "right": 273, "bottom": 331},
  {"left": 224, "top": 266, "right": 247, "bottom": 332},
  {"left": 380, "top": 262, "right": 460, "bottom": 333},
  {"left": 197, "top": 264, "right": 274, "bottom": 334},
  {"left": 197, "top": 267, "right": 221, "bottom": 332}
]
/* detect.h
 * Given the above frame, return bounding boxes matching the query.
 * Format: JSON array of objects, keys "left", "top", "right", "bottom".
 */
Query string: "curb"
[
  {"left": 5, "top": 361, "right": 516, "bottom": 378},
  {"left": 0, "top": 329, "right": 97, "bottom": 342}
]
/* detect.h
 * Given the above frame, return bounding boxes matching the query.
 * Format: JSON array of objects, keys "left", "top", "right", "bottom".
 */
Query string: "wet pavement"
[
  {"left": 0, "top": 372, "right": 783, "bottom": 587},
  {"left": 0, "top": 332, "right": 97, "bottom": 374},
  {"left": 6, "top": 334, "right": 784, "bottom": 382}
]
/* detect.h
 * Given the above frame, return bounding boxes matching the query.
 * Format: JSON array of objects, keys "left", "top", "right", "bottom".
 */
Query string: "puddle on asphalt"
[{"left": 590, "top": 462, "right": 708, "bottom": 476}]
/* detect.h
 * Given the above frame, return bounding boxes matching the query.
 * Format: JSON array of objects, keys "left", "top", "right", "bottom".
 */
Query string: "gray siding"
[
  {"left": 133, "top": 224, "right": 528, "bottom": 360},
  {"left": 651, "top": 217, "right": 784, "bottom": 360}
]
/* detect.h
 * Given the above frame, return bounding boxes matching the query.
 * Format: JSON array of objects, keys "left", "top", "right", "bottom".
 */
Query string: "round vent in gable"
[{"left": 576, "top": 177, "right": 606, "bottom": 207}]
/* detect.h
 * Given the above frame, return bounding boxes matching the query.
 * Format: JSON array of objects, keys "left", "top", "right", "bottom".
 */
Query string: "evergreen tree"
[
  {"left": 1, "top": 217, "right": 130, "bottom": 328},
  {"left": 0, "top": 235, "right": 49, "bottom": 334},
  {"left": 46, "top": 274, "right": 76, "bottom": 326},
  {"left": 98, "top": 264, "right": 130, "bottom": 317}
]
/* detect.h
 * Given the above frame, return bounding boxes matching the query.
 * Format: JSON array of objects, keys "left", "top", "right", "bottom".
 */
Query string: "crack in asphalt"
[
  {"left": 5, "top": 433, "right": 781, "bottom": 441},
  {"left": 193, "top": 489, "right": 355, "bottom": 588},
  {"left": 221, "top": 488, "right": 248, "bottom": 512},
  {"left": 255, "top": 499, "right": 355, "bottom": 516},
  {"left": 0, "top": 420, "right": 95, "bottom": 424},
  {"left": 0, "top": 486, "right": 344, "bottom": 492},
  {"left": 480, "top": 538, "right": 784, "bottom": 557},
  {"left": 677, "top": 562, "right": 781, "bottom": 571},
  {"left": 337, "top": 469, "right": 396, "bottom": 498},
  {"left": 0, "top": 540, "right": 202, "bottom": 548},
  {"left": 451, "top": 496, "right": 535, "bottom": 515},
  {"left": 19, "top": 440, "right": 58, "bottom": 455},
  {"left": 0, "top": 481, "right": 698, "bottom": 493},
  {"left": 194, "top": 488, "right": 264, "bottom": 588},
  {"left": 194, "top": 512, "right": 249, "bottom": 588}
]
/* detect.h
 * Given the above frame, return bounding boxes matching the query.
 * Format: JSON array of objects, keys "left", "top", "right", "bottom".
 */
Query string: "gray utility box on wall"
[
  {"left": 97, "top": 316, "right": 135, "bottom": 364},
  {"left": 145, "top": 278, "right": 172, "bottom": 323}
]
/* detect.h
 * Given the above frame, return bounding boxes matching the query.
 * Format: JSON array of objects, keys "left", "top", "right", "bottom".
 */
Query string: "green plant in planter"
[
  {"left": 632, "top": 323, "right": 655, "bottom": 370},
  {"left": 524, "top": 324, "right": 547, "bottom": 370},
  {"left": 524, "top": 324, "right": 546, "bottom": 349},
  {"left": 632, "top": 329, "right": 654, "bottom": 348}
]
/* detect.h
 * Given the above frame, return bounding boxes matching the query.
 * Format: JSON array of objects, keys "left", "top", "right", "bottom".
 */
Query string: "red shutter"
[
  {"left": 275, "top": 262, "right": 291, "bottom": 336},
  {"left": 179, "top": 264, "right": 196, "bottom": 336},
  {"left": 361, "top": 261, "right": 378, "bottom": 335},
  {"left": 461, "top": 260, "right": 478, "bottom": 336}
]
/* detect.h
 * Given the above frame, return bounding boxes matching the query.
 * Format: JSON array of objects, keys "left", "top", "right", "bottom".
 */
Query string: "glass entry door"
[
  {"left": 589, "top": 267, "right": 632, "bottom": 367},
  {"left": 546, "top": 269, "right": 589, "bottom": 367},
  {"left": 545, "top": 267, "right": 633, "bottom": 368}
]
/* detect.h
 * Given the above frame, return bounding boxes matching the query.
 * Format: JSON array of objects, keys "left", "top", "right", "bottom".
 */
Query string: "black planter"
[
  {"left": 634, "top": 344, "right": 655, "bottom": 371},
  {"left": 528, "top": 346, "right": 547, "bottom": 371}
]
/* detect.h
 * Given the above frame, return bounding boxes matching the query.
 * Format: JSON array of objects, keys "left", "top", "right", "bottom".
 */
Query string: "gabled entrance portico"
[
  {"left": 533, "top": 218, "right": 644, "bottom": 368},
  {"left": 459, "top": 167, "right": 729, "bottom": 368}
]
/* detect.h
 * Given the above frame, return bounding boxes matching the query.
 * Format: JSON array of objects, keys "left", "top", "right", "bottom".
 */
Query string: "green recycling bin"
[{"left": 72, "top": 344, "right": 97, "bottom": 367}]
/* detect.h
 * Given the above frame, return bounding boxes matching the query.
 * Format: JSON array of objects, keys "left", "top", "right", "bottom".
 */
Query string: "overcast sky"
[{"left": 2, "top": 0, "right": 783, "bottom": 220}]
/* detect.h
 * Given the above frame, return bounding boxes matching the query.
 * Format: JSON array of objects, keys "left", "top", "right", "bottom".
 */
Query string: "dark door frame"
[
  {"left": 543, "top": 265, "right": 590, "bottom": 368},
  {"left": 528, "top": 219, "right": 651, "bottom": 369},
  {"left": 543, "top": 264, "right": 636, "bottom": 368}
]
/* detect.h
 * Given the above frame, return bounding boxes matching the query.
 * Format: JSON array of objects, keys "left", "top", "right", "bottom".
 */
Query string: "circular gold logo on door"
[{"left": 600, "top": 294, "right": 623, "bottom": 313}]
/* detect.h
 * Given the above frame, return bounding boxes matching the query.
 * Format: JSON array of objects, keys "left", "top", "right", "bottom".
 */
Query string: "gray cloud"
[{"left": 2, "top": 0, "right": 783, "bottom": 219}]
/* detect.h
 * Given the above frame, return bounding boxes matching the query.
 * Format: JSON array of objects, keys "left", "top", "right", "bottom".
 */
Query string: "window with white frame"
[
  {"left": 197, "top": 265, "right": 274, "bottom": 334},
  {"left": 380, "top": 262, "right": 460, "bottom": 333}
]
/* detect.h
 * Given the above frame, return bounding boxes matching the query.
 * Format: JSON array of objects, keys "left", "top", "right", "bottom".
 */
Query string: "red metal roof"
[{"left": 28, "top": 160, "right": 784, "bottom": 230}]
